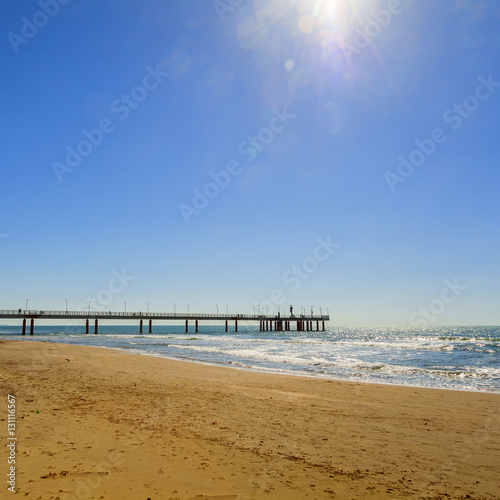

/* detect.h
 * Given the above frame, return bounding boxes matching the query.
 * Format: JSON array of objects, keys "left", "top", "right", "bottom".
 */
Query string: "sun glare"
[
  {"left": 303, "top": 0, "right": 369, "bottom": 32},
  {"left": 237, "top": 0, "right": 393, "bottom": 114}
]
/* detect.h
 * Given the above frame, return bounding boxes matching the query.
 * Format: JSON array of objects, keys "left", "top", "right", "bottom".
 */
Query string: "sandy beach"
[{"left": 1, "top": 340, "right": 499, "bottom": 499}]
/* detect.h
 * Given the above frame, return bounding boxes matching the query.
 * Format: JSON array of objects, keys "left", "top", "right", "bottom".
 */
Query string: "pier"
[{"left": 0, "top": 310, "right": 329, "bottom": 335}]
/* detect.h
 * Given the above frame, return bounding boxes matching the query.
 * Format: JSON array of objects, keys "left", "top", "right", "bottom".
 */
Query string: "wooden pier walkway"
[{"left": 0, "top": 310, "right": 329, "bottom": 335}]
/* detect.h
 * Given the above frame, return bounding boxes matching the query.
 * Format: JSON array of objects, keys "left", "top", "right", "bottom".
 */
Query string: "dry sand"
[{"left": 1, "top": 339, "right": 499, "bottom": 499}]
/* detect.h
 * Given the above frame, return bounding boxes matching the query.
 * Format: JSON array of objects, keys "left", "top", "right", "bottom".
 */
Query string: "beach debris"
[{"left": 40, "top": 472, "right": 58, "bottom": 479}]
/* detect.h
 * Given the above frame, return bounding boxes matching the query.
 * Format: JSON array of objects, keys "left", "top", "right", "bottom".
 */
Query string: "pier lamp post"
[
  {"left": 216, "top": 304, "right": 218, "bottom": 315},
  {"left": 65, "top": 299, "right": 68, "bottom": 313},
  {"left": 26, "top": 299, "right": 28, "bottom": 312},
  {"left": 147, "top": 303, "right": 150, "bottom": 314},
  {"left": 187, "top": 304, "right": 190, "bottom": 314},
  {"left": 253, "top": 306, "right": 255, "bottom": 315},
  {"left": 311, "top": 306, "right": 313, "bottom": 317},
  {"left": 173, "top": 303, "right": 176, "bottom": 314},
  {"left": 320, "top": 307, "right": 323, "bottom": 317},
  {"left": 88, "top": 301, "right": 91, "bottom": 313}
]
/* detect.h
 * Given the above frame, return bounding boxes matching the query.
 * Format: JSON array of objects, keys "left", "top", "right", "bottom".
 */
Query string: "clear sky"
[{"left": 1, "top": 0, "right": 499, "bottom": 326}]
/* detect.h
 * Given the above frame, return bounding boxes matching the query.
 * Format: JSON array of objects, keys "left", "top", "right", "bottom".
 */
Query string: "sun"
[{"left": 295, "top": 0, "right": 370, "bottom": 34}]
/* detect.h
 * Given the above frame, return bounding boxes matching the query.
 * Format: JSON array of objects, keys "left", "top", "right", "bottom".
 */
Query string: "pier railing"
[{"left": 0, "top": 309, "right": 329, "bottom": 321}]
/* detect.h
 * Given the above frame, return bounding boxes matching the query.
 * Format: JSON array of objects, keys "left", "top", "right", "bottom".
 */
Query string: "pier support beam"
[
  {"left": 86, "top": 319, "right": 89, "bottom": 334},
  {"left": 22, "top": 318, "right": 26, "bottom": 335},
  {"left": 322, "top": 321, "right": 325, "bottom": 331},
  {"left": 225, "top": 320, "right": 228, "bottom": 332},
  {"left": 316, "top": 321, "right": 319, "bottom": 331},
  {"left": 140, "top": 319, "right": 143, "bottom": 334},
  {"left": 185, "top": 320, "right": 188, "bottom": 333},
  {"left": 235, "top": 320, "right": 238, "bottom": 332},
  {"left": 30, "top": 318, "right": 34, "bottom": 335},
  {"left": 94, "top": 319, "right": 98, "bottom": 334},
  {"left": 195, "top": 319, "right": 198, "bottom": 333},
  {"left": 149, "top": 319, "right": 152, "bottom": 334}
]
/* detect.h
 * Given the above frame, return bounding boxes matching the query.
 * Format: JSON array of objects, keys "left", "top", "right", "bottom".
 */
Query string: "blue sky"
[{"left": 1, "top": 0, "right": 499, "bottom": 326}]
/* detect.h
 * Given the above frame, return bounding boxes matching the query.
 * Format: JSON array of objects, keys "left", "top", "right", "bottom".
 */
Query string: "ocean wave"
[{"left": 353, "top": 362, "right": 500, "bottom": 379}]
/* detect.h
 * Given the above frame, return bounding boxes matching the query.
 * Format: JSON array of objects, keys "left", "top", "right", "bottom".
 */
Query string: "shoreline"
[
  {"left": 4, "top": 335, "right": 500, "bottom": 395},
  {"left": 1, "top": 340, "right": 499, "bottom": 499},
  {"left": 104, "top": 344, "right": 500, "bottom": 395}
]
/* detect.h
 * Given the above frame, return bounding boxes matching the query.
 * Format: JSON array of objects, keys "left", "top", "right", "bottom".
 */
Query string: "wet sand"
[{"left": 1, "top": 339, "right": 499, "bottom": 499}]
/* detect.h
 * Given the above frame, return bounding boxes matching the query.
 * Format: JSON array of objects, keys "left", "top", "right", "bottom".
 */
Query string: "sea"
[{"left": 1, "top": 324, "right": 499, "bottom": 393}]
